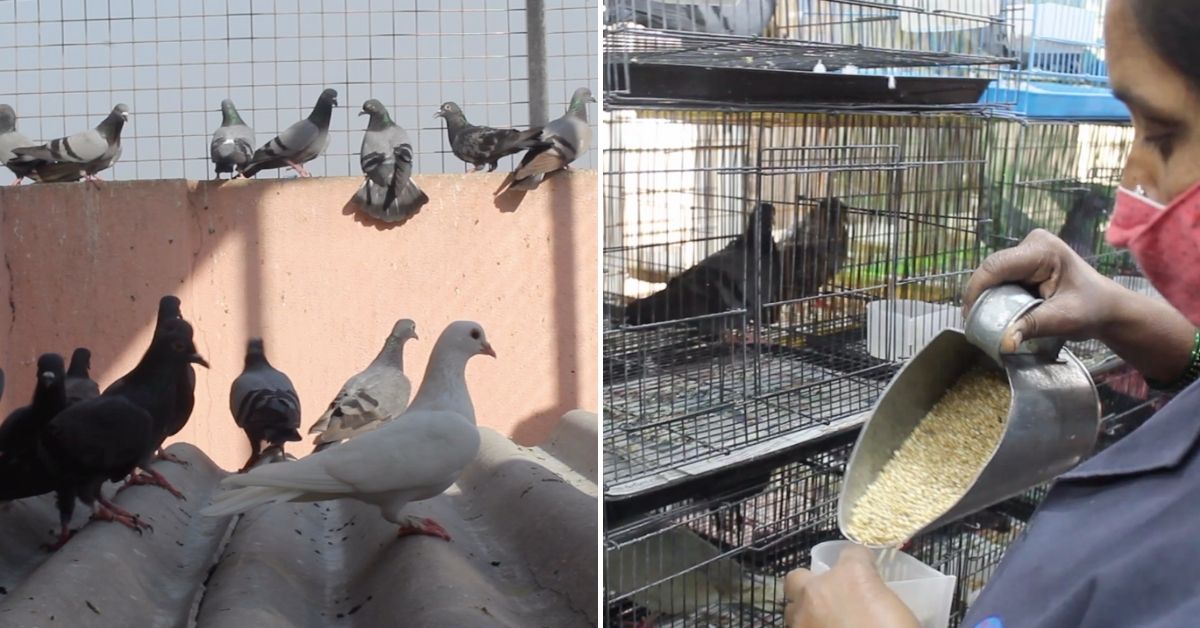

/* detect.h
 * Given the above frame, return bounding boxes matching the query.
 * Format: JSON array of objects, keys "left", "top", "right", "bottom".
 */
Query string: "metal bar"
[{"left": 526, "top": 0, "right": 549, "bottom": 126}]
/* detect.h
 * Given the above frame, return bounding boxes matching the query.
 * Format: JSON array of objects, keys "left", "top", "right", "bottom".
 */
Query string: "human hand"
[{"left": 784, "top": 545, "right": 919, "bottom": 628}]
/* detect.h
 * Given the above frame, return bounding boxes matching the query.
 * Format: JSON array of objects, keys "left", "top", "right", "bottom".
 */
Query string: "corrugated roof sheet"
[{"left": 0, "top": 412, "right": 598, "bottom": 628}]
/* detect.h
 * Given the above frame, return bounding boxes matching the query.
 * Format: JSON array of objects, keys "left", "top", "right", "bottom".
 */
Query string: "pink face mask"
[{"left": 1106, "top": 182, "right": 1200, "bottom": 325}]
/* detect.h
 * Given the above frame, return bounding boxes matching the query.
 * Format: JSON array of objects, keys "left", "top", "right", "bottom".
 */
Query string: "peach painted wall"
[{"left": 0, "top": 171, "right": 597, "bottom": 471}]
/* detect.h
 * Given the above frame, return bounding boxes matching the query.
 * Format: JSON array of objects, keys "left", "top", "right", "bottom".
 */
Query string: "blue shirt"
[{"left": 961, "top": 380, "right": 1200, "bottom": 627}]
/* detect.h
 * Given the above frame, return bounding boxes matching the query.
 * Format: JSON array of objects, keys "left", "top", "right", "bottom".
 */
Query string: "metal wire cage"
[
  {"left": 0, "top": 0, "right": 598, "bottom": 183},
  {"left": 603, "top": 434, "right": 1037, "bottom": 628},
  {"left": 603, "top": 107, "right": 1017, "bottom": 492},
  {"left": 603, "top": 0, "right": 1025, "bottom": 110}
]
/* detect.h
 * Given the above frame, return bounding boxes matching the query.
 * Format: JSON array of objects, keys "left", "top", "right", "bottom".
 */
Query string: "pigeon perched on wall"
[
  {"left": 1057, "top": 188, "right": 1110, "bottom": 260},
  {"left": 309, "top": 319, "right": 417, "bottom": 452},
  {"left": 606, "top": 0, "right": 778, "bottom": 36},
  {"left": 0, "top": 354, "right": 67, "bottom": 461},
  {"left": 31, "top": 322, "right": 204, "bottom": 549},
  {"left": 9, "top": 104, "right": 129, "bottom": 184},
  {"left": 64, "top": 348, "right": 100, "bottom": 405},
  {"left": 624, "top": 203, "right": 780, "bottom": 338},
  {"left": 106, "top": 305, "right": 209, "bottom": 500},
  {"left": 353, "top": 99, "right": 429, "bottom": 223},
  {"left": 210, "top": 99, "right": 255, "bottom": 179},
  {"left": 230, "top": 338, "right": 303, "bottom": 473},
  {"left": 435, "top": 102, "right": 544, "bottom": 172},
  {"left": 239, "top": 88, "right": 337, "bottom": 178},
  {"left": 202, "top": 321, "right": 495, "bottom": 543},
  {"left": 495, "top": 87, "right": 595, "bottom": 195},
  {"left": 0, "top": 104, "right": 36, "bottom": 184}
]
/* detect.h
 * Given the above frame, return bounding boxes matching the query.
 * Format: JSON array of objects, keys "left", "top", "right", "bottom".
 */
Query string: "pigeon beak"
[
  {"left": 358, "top": 110, "right": 368, "bottom": 116},
  {"left": 434, "top": 111, "right": 443, "bottom": 119},
  {"left": 190, "top": 353, "right": 210, "bottom": 369},
  {"left": 411, "top": 331, "right": 419, "bottom": 341},
  {"left": 480, "top": 342, "right": 497, "bottom": 358},
  {"left": 40, "top": 371, "right": 56, "bottom": 386}
]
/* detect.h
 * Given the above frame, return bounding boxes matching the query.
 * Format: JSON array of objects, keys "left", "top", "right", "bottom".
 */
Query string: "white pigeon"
[
  {"left": 308, "top": 319, "right": 418, "bottom": 451},
  {"left": 200, "top": 321, "right": 497, "bottom": 541}
]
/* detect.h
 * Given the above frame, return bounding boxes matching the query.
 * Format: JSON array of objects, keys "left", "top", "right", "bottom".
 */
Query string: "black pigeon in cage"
[
  {"left": 779, "top": 196, "right": 860, "bottom": 307},
  {"left": 623, "top": 202, "right": 780, "bottom": 339},
  {"left": 606, "top": 0, "right": 778, "bottom": 37},
  {"left": 435, "top": 102, "right": 546, "bottom": 173},
  {"left": 238, "top": 88, "right": 337, "bottom": 179},
  {"left": 1057, "top": 188, "right": 1111, "bottom": 260},
  {"left": 0, "top": 104, "right": 37, "bottom": 184},
  {"left": 64, "top": 348, "right": 100, "bottom": 406},
  {"left": 9, "top": 104, "right": 129, "bottom": 184}
]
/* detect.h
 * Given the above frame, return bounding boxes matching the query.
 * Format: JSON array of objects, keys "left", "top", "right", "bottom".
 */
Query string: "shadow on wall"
[{"left": 0, "top": 172, "right": 598, "bottom": 470}]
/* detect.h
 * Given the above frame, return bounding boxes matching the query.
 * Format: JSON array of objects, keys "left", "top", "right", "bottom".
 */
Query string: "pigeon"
[
  {"left": 624, "top": 203, "right": 780, "bottom": 339},
  {"left": 210, "top": 99, "right": 255, "bottom": 179},
  {"left": 108, "top": 296, "right": 196, "bottom": 468},
  {"left": 435, "top": 102, "right": 544, "bottom": 172},
  {"left": 778, "top": 197, "right": 858, "bottom": 303},
  {"left": 495, "top": 87, "right": 595, "bottom": 195},
  {"left": 0, "top": 104, "right": 36, "bottom": 184},
  {"left": 353, "top": 99, "right": 429, "bottom": 223},
  {"left": 0, "top": 367, "right": 5, "bottom": 402},
  {"left": 1057, "top": 189, "right": 1111, "bottom": 259},
  {"left": 64, "top": 348, "right": 100, "bottom": 405},
  {"left": 9, "top": 104, "right": 129, "bottom": 184},
  {"left": 606, "top": 0, "right": 778, "bottom": 36},
  {"left": 230, "top": 338, "right": 303, "bottom": 473},
  {"left": 239, "top": 88, "right": 337, "bottom": 178},
  {"left": 309, "top": 319, "right": 418, "bottom": 452},
  {"left": 0, "top": 354, "right": 67, "bottom": 462},
  {"left": 30, "top": 322, "right": 204, "bottom": 549},
  {"left": 201, "top": 321, "right": 496, "bottom": 543}
]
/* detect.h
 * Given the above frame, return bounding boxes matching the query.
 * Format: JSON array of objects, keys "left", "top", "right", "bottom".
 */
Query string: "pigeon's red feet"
[
  {"left": 97, "top": 496, "right": 154, "bottom": 533},
  {"left": 42, "top": 525, "right": 75, "bottom": 552},
  {"left": 121, "top": 469, "right": 186, "bottom": 501},
  {"left": 8, "top": 178, "right": 22, "bottom": 186},
  {"left": 156, "top": 449, "right": 190, "bottom": 466},
  {"left": 90, "top": 503, "right": 152, "bottom": 534},
  {"left": 286, "top": 160, "right": 312, "bottom": 177},
  {"left": 397, "top": 517, "right": 452, "bottom": 542}
]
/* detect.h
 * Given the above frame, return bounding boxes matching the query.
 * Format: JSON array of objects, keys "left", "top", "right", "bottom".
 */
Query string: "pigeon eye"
[
  {"left": 470, "top": 329, "right": 481, "bottom": 340},
  {"left": 171, "top": 341, "right": 186, "bottom": 352}
]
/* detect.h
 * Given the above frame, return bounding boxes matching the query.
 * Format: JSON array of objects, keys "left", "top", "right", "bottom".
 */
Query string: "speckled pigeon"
[
  {"left": 309, "top": 319, "right": 417, "bottom": 451},
  {"left": 495, "top": 87, "right": 595, "bottom": 195},
  {"left": 230, "top": 338, "right": 303, "bottom": 473},
  {"left": 239, "top": 88, "right": 337, "bottom": 178},
  {"left": 435, "top": 102, "right": 544, "bottom": 172},
  {"left": 211, "top": 99, "right": 255, "bottom": 179},
  {"left": 353, "top": 99, "right": 429, "bottom": 223},
  {"left": 9, "top": 104, "right": 129, "bottom": 184}
]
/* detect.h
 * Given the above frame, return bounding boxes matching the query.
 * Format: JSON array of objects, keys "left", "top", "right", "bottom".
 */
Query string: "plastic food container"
[
  {"left": 866, "top": 299, "right": 962, "bottom": 361},
  {"left": 811, "top": 541, "right": 956, "bottom": 628}
]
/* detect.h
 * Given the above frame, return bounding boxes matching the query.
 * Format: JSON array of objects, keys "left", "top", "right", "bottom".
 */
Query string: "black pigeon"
[
  {"left": 210, "top": 99, "right": 255, "bottom": 178},
  {"left": 33, "top": 323, "right": 204, "bottom": 549},
  {"left": 0, "top": 354, "right": 67, "bottom": 462},
  {"left": 778, "top": 197, "right": 859, "bottom": 303},
  {"left": 65, "top": 348, "right": 100, "bottom": 405},
  {"left": 1057, "top": 189, "right": 1110, "bottom": 260},
  {"left": 239, "top": 88, "right": 337, "bottom": 178},
  {"left": 230, "top": 338, "right": 303, "bottom": 472},
  {"left": 624, "top": 203, "right": 780, "bottom": 338},
  {"left": 435, "top": 102, "right": 544, "bottom": 172},
  {"left": 354, "top": 99, "right": 429, "bottom": 223},
  {"left": 0, "top": 367, "right": 5, "bottom": 402}
]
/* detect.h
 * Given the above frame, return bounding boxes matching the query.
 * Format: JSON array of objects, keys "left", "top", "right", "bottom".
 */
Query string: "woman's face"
[{"left": 1107, "top": 0, "right": 1200, "bottom": 204}]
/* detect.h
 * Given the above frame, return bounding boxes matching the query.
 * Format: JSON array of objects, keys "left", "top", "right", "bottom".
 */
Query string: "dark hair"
[{"left": 1131, "top": 0, "right": 1200, "bottom": 90}]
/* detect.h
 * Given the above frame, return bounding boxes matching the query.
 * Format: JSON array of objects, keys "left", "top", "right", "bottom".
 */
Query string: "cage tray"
[{"left": 608, "top": 62, "right": 993, "bottom": 108}]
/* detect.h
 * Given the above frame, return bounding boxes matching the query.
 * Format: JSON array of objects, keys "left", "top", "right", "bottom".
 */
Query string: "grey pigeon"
[
  {"left": 230, "top": 338, "right": 302, "bottom": 473},
  {"left": 435, "top": 102, "right": 544, "bottom": 172},
  {"left": 211, "top": 99, "right": 255, "bottom": 179},
  {"left": 309, "top": 319, "right": 417, "bottom": 451},
  {"left": 202, "top": 321, "right": 497, "bottom": 544},
  {"left": 353, "top": 99, "right": 429, "bottom": 223},
  {"left": 0, "top": 104, "right": 36, "bottom": 184},
  {"left": 496, "top": 87, "right": 595, "bottom": 195},
  {"left": 10, "top": 104, "right": 129, "bottom": 184},
  {"left": 606, "top": 0, "right": 778, "bottom": 36},
  {"left": 239, "top": 88, "right": 337, "bottom": 178},
  {"left": 65, "top": 348, "right": 100, "bottom": 405}
]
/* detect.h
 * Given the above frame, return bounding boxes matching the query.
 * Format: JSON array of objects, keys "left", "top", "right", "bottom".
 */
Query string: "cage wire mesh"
[
  {"left": 603, "top": 108, "right": 1016, "bottom": 489},
  {"left": 604, "top": 435, "right": 1042, "bottom": 628},
  {"left": 603, "top": 0, "right": 1025, "bottom": 110},
  {"left": 0, "top": 0, "right": 597, "bottom": 183}
]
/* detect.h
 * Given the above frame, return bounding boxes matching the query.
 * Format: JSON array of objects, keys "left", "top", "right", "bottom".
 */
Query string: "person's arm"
[{"left": 963, "top": 229, "right": 1194, "bottom": 383}]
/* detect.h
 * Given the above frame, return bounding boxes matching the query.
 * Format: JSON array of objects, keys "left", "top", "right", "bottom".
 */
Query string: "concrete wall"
[{"left": 0, "top": 171, "right": 597, "bottom": 471}]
